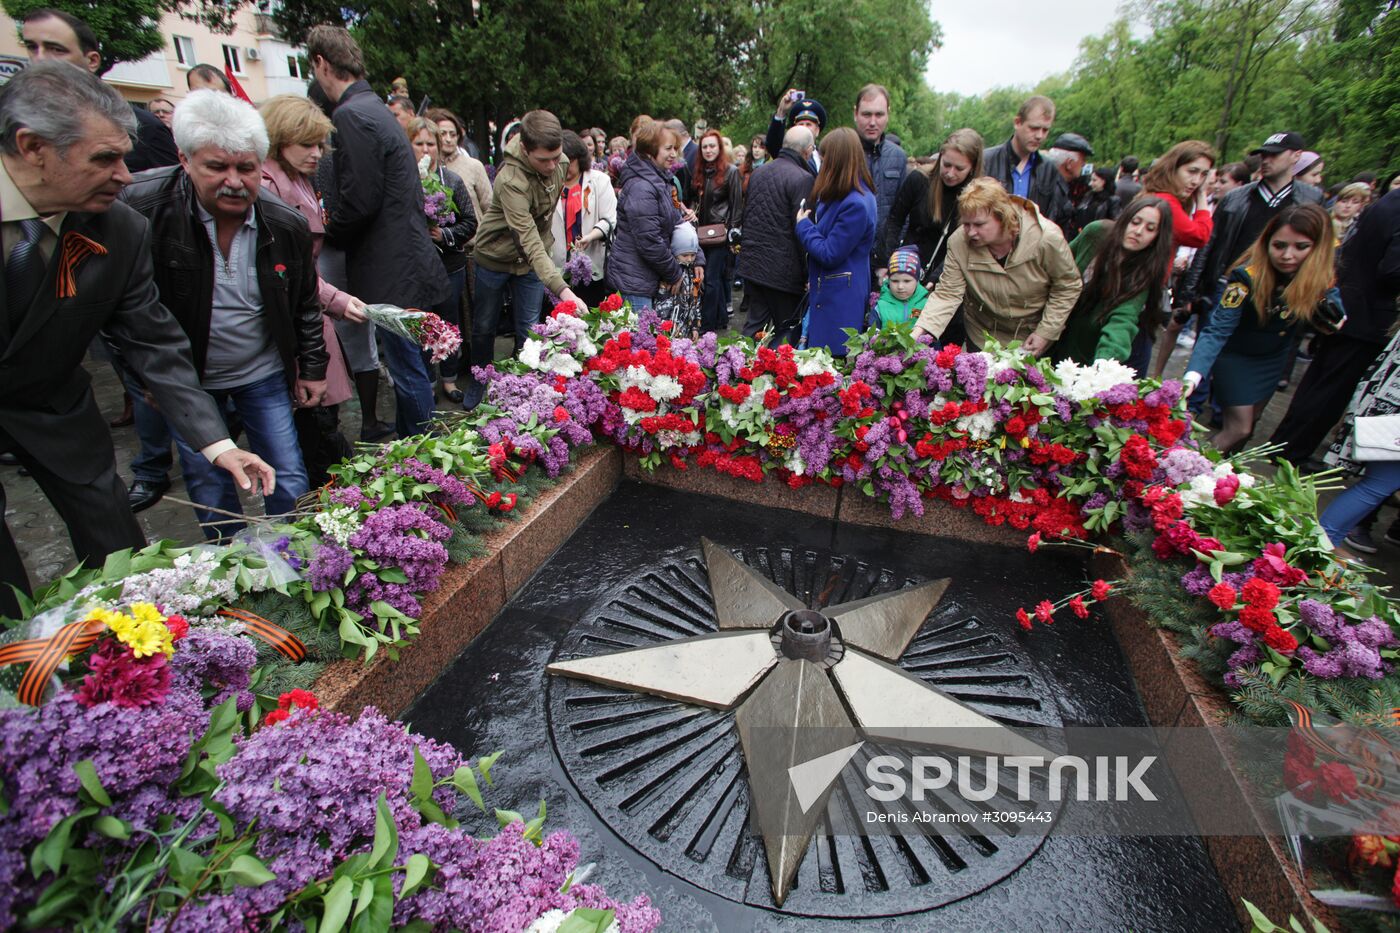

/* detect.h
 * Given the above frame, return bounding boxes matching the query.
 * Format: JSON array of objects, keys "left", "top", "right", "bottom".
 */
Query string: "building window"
[
  {"left": 173, "top": 35, "right": 195, "bottom": 67},
  {"left": 286, "top": 55, "right": 303, "bottom": 79},
  {"left": 222, "top": 44, "right": 242, "bottom": 75}
]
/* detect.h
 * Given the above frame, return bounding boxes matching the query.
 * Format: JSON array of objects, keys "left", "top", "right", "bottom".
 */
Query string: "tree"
[{"left": 1, "top": 0, "right": 242, "bottom": 69}]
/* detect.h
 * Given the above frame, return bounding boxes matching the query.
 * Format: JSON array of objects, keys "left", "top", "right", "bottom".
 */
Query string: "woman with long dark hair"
[
  {"left": 796, "top": 127, "right": 877, "bottom": 355},
  {"left": 878, "top": 128, "right": 983, "bottom": 284},
  {"left": 1052, "top": 197, "right": 1175, "bottom": 364},
  {"left": 694, "top": 128, "right": 743, "bottom": 332},
  {"left": 1184, "top": 203, "right": 1342, "bottom": 452},
  {"left": 1142, "top": 140, "right": 1217, "bottom": 377},
  {"left": 1070, "top": 166, "right": 1122, "bottom": 236}
]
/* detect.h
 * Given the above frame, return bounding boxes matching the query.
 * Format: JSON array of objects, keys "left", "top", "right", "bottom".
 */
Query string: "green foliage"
[
  {"left": 0, "top": 0, "right": 243, "bottom": 68},
  {"left": 274, "top": 0, "right": 941, "bottom": 157},
  {"left": 927, "top": 1, "right": 1398, "bottom": 178},
  {"left": 1242, "top": 897, "right": 1331, "bottom": 933}
]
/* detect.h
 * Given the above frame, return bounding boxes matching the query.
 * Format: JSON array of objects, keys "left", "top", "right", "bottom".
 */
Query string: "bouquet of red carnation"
[{"left": 363, "top": 304, "right": 462, "bottom": 363}]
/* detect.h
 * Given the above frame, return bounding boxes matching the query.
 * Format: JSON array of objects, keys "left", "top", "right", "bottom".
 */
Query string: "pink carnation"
[{"left": 1213, "top": 474, "right": 1240, "bottom": 506}]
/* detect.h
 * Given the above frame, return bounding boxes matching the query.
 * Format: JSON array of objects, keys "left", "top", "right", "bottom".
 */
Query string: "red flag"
[{"left": 224, "top": 64, "right": 253, "bottom": 104}]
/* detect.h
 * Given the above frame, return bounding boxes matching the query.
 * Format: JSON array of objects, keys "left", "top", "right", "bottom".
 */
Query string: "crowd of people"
[{"left": 1, "top": 8, "right": 1399, "bottom": 611}]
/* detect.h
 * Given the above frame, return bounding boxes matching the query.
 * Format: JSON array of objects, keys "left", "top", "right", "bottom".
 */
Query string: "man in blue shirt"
[{"left": 981, "top": 95, "right": 1071, "bottom": 228}]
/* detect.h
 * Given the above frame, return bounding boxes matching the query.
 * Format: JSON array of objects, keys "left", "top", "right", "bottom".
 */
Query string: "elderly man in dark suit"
[{"left": 0, "top": 61, "right": 274, "bottom": 616}]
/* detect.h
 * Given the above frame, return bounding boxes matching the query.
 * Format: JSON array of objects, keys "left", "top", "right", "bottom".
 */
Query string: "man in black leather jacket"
[
  {"left": 120, "top": 90, "right": 326, "bottom": 537},
  {"left": 981, "top": 95, "right": 1071, "bottom": 229}
]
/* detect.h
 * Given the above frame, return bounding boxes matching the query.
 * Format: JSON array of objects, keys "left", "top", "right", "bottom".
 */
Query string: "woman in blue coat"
[{"left": 796, "top": 127, "right": 877, "bottom": 355}]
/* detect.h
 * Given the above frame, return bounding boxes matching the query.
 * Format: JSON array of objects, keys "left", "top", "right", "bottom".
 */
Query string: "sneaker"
[{"left": 1344, "top": 529, "right": 1380, "bottom": 554}]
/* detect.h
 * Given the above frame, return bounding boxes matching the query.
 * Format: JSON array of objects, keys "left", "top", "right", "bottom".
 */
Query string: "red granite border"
[{"left": 1091, "top": 552, "right": 1337, "bottom": 931}]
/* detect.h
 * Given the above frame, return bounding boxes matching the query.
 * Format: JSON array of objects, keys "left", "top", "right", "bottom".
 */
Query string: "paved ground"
[{"left": 6, "top": 296, "right": 1397, "bottom": 590}]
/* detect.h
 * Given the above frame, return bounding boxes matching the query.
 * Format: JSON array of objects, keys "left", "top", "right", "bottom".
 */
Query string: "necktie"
[{"left": 6, "top": 218, "right": 47, "bottom": 318}]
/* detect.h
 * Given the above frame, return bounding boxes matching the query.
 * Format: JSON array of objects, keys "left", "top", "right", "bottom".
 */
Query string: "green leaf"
[
  {"left": 1242, "top": 899, "right": 1277, "bottom": 932},
  {"left": 72, "top": 759, "right": 112, "bottom": 807},
  {"left": 452, "top": 766, "right": 485, "bottom": 811},
  {"left": 400, "top": 853, "right": 432, "bottom": 899},
  {"left": 410, "top": 747, "right": 435, "bottom": 802},
  {"left": 321, "top": 874, "right": 355, "bottom": 933},
  {"left": 169, "top": 845, "right": 207, "bottom": 885},
  {"left": 477, "top": 750, "right": 502, "bottom": 784},
  {"left": 353, "top": 877, "right": 375, "bottom": 918},
  {"left": 228, "top": 854, "right": 276, "bottom": 887},
  {"left": 494, "top": 808, "right": 524, "bottom": 828},
  {"left": 368, "top": 793, "right": 399, "bottom": 871},
  {"left": 557, "top": 908, "right": 618, "bottom": 933},
  {"left": 92, "top": 815, "right": 130, "bottom": 840}
]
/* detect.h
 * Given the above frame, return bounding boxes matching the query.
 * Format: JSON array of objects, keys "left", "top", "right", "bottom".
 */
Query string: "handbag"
[
  {"left": 1352, "top": 414, "right": 1400, "bottom": 461},
  {"left": 696, "top": 223, "right": 728, "bottom": 248}
]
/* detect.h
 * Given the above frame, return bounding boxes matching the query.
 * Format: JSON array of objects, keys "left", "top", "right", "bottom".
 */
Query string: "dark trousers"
[
  {"left": 741, "top": 281, "right": 803, "bottom": 343},
  {"left": 700, "top": 245, "right": 730, "bottom": 333},
  {"left": 1269, "top": 334, "right": 1386, "bottom": 465},
  {"left": 0, "top": 426, "right": 144, "bottom": 617}
]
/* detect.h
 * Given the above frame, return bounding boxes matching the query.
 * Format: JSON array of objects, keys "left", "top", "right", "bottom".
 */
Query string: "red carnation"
[
  {"left": 486, "top": 491, "right": 502, "bottom": 507},
  {"left": 1069, "top": 595, "right": 1089, "bottom": 619},
  {"left": 1090, "top": 579, "right": 1112, "bottom": 601},
  {"left": 553, "top": 406, "right": 570, "bottom": 423},
  {"left": 599, "top": 293, "right": 623, "bottom": 312},
  {"left": 1239, "top": 605, "right": 1276, "bottom": 633},
  {"left": 1016, "top": 608, "right": 1032, "bottom": 630},
  {"left": 1241, "top": 578, "right": 1280, "bottom": 610},
  {"left": 1262, "top": 625, "right": 1299, "bottom": 655},
  {"left": 1027, "top": 532, "right": 1041, "bottom": 554},
  {"left": 499, "top": 492, "right": 518, "bottom": 512},
  {"left": 164, "top": 614, "right": 190, "bottom": 642},
  {"left": 659, "top": 320, "right": 674, "bottom": 332},
  {"left": 1318, "top": 762, "right": 1359, "bottom": 803},
  {"left": 1034, "top": 600, "right": 1055, "bottom": 624},
  {"left": 1206, "top": 583, "right": 1237, "bottom": 610},
  {"left": 763, "top": 389, "right": 781, "bottom": 410},
  {"left": 552, "top": 299, "right": 578, "bottom": 316}
]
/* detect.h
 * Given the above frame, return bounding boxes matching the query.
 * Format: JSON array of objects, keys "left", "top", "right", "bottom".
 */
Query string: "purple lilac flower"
[
  {"left": 171, "top": 629, "right": 257, "bottom": 711},
  {"left": 1181, "top": 565, "right": 1215, "bottom": 596},
  {"left": 1054, "top": 396, "right": 1073, "bottom": 421},
  {"left": 1160, "top": 448, "right": 1214, "bottom": 486},
  {"left": 954, "top": 352, "right": 988, "bottom": 398},
  {"left": 308, "top": 542, "right": 354, "bottom": 593},
  {"left": 1084, "top": 492, "right": 1110, "bottom": 510},
  {"left": 995, "top": 368, "right": 1019, "bottom": 385},
  {"left": 1297, "top": 646, "right": 1345, "bottom": 679},
  {"left": 1145, "top": 380, "right": 1183, "bottom": 409},
  {"left": 1095, "top": 383, "right": 1139, "bottom": 406}
]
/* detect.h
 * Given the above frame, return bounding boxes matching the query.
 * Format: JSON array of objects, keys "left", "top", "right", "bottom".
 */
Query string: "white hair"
[
  {"left": 783, "top": 125, "right": 814, "bottom": 154},
  {"left": 172, "top": 89, "right": 269, "bottom": 161}
]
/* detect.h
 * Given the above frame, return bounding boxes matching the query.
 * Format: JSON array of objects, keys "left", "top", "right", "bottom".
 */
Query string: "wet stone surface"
[{"left": 407, "top": 482, "right": 1239, "bottom": 931}]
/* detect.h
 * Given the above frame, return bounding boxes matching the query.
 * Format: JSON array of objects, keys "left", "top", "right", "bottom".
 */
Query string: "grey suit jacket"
[{"left": 0, "top": 200, "right": 225, "bottom": 483}]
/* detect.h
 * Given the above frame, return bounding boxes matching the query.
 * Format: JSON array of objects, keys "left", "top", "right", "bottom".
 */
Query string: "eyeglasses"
[{"left": 150, "top": 108, "right": 174, "bottom": 117}]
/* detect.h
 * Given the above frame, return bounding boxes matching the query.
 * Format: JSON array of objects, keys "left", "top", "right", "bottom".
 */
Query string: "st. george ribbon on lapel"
[{"left": 55, "top": 230, "right": 107, "bottom": 299}]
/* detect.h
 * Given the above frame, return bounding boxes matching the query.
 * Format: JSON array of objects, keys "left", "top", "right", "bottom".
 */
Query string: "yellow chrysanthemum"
[{"left": 99, "top": 605, "right": 175, "bottom": 658}]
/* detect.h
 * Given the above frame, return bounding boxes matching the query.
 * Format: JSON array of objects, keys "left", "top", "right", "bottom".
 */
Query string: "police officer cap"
[{"left": 790, "top": 99, "right": 827, "bottom": 131}]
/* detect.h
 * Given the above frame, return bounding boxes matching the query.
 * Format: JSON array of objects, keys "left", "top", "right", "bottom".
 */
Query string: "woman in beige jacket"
[{"left": 913, "top": 177, "right": 1081, "bottom": 354}]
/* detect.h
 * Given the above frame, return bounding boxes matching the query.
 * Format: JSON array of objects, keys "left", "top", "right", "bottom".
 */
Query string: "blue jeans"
[
  {"left": 1320, "top": 460, "right": 1400, "bottom": 546},
  {"left": 431, "top": 264, "right": 468, "bottom": 381},
  {"left": 117, "top": 363, "right": 173, "bottom": 484},
  {"left": 378, "top": 329, "right": 436, "bottom": 436},
  {"left": 621, "top": 294, "right": 654, "bottom": 312},
  {"left": 469, "top": 266, "right": 545, "bottom": 395},
  {"left": 170, "top": 372, "right": 309, "bottom": 540}
]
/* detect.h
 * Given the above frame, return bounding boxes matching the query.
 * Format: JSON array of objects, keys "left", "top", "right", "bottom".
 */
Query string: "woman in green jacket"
[{"left": 1052, "top": 196, "right": 1175, "bottom": 366}]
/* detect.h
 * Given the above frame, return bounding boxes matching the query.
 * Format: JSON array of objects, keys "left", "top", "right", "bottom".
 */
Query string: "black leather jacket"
[
  {"left": 1179, "top": 179, "right": 1323, "bottom": 307},
  {"left": 982, "top": 137, "right": 1071, "bottom": 229},
  {"left": 120, "top": 166, "right": 328, "bottom": 383}
]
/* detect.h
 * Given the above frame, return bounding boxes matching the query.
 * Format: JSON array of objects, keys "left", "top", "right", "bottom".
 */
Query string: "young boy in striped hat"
[{"left": 873, "top": 245, "right": 929, "bottom": 329}]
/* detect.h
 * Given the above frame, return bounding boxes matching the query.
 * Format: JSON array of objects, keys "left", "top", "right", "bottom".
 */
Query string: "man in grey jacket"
[{"left": 981, "top": 95, "right": 1071, "bottom": 229}]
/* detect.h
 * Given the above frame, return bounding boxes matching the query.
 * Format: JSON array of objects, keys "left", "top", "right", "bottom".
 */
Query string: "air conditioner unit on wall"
[{"left": 246, "top": 48, "right": 261, "bottom": 61}]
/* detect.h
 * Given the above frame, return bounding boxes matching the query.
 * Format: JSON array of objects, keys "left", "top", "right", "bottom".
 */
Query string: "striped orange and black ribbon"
[
  {"left": 437, "top": 501, "right": 458, "bottom": 524},
  {"left": 0, "top": 619, "right": 106, "bottom": 705},
  {"left": 1286, "top": 699, "right": 1393, "bottom": 802},
  {"left": 55, "top": 232, "right": 107, "bottom": 299},
  {"left": 216, "top": 608, "right": 307, "bottom": 662}
]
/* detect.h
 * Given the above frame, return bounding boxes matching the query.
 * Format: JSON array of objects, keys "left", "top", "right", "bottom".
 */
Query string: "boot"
[{"left": 355, "top": 369, "right": 393, "bottom": 441}]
